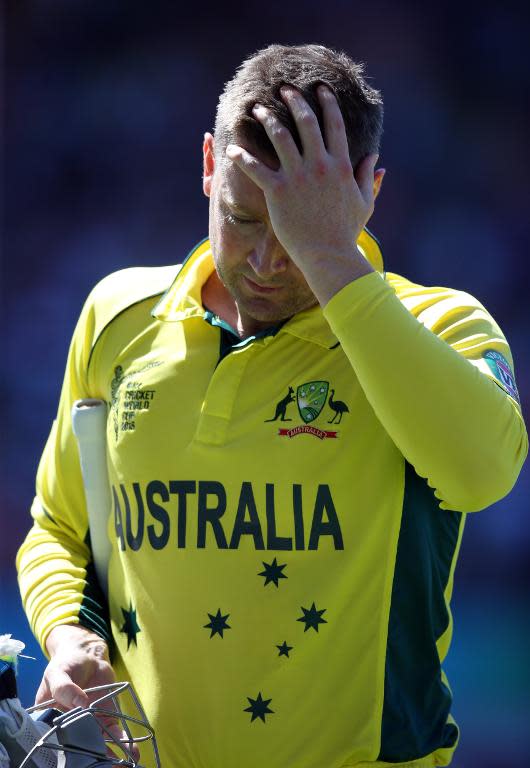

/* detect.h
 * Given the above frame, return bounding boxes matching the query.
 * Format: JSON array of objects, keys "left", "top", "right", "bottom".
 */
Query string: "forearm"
[
  {"left": 17, "top": 510, "right": 111, "bottom": 651},
  {"left": 323, "top": 272, "right": 528, "bottom": 511}
]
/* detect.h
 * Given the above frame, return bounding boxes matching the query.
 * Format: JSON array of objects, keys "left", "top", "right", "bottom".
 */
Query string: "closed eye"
[{"left": 225, "top": 212, "right": 257, "bottom": 225}]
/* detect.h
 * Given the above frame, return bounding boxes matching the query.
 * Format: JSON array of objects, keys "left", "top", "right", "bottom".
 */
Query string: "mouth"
[{"left": 243, "top": 276, "right": 282, "bottom": 294}]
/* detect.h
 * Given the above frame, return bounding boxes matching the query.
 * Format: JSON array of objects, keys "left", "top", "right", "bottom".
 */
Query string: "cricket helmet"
[{"left": 22, "top": 682, "right": 160, "bottom": 768}]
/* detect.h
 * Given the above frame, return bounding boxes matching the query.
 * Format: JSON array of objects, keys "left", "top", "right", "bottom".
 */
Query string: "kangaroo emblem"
[{"left": 265, "top": 387, "right": 295, "bottom": 422}]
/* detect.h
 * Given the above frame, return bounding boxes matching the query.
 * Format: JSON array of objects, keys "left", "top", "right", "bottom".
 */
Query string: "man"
[{"left": 17, "top": 44, "right": 527, "bottom": 768}]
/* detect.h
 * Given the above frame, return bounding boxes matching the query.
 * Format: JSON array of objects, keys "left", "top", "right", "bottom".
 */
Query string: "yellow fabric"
[
  {"left": 17, "top": 234, "right": 527, "bottom": 768},
  {"left": 323, "top": 270, "right": 526, "bottom": 511}
]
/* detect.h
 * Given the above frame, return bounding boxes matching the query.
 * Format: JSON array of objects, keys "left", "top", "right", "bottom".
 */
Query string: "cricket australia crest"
[
  {"left": 266, "top": 380, "right": 347, "bottom": 439},
  {"left": 297, "top": 381, "right": 329, "bottom": 423}
]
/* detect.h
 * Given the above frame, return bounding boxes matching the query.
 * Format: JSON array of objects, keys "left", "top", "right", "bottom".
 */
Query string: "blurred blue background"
[{"left": 2, "top": 1, "right": 529, "bottom": 766}]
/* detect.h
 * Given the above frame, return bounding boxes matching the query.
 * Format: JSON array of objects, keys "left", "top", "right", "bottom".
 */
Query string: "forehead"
[
  {"left": 216, "top": 136, "right": 279, "bottom": 210},
  {"left": 216, "top": 157, "right": 264, "bottom": 211}
]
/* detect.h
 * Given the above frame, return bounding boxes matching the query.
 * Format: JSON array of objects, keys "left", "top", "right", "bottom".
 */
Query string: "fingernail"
[
  {"left": 280, "top": 86, "right": 293, "bottom": 98},
  {"left": 73, "top": 695, "right": 86, "bottom": 708},
  {"left": 225, "top": 145, "right": 238, "bottom": 157}
]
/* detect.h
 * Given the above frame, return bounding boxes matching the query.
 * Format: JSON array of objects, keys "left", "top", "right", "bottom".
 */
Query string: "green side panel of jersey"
[
  {"left": 378, "top": 463, "right": 461, "bottom": 762},
  {"left": 78, "top": 533, "right": 112, "bottom": 645}
]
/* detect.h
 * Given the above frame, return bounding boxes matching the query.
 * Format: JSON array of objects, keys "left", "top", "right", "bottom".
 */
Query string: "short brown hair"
[{"left": 214, "top": 43, "right": 383, "bottom": 169}]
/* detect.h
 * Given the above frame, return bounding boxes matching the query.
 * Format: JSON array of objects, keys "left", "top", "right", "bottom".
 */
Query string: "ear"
[
  {"left": 373, "top": 167, "right": 386, "bottom": 200},
  {"left": 203, "top": 132, "right": 215, "bottom": 197}
]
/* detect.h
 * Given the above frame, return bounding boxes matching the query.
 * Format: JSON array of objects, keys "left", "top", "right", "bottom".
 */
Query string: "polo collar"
[{"left": 152, "top": 229, "right": 384, "bottom": 348}]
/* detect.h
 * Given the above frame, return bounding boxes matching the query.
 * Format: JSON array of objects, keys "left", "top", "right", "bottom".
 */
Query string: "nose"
[{"left": 247, "top": 233, "right": 288, "bottom": 279}]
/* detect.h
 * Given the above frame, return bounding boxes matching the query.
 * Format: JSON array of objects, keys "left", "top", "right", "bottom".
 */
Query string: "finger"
[
  {"left": 252, "top": 104, "right": 300, "bottom": 171},
  {"left": 85, "top": 691, "right": 139, "bottom": 761},
  {"left": 280, "top": 86, "right": 326, "bottom": 158},
  {"left": 225, "top": 144, "right": 275, "bottom": 190},
  {"left": 355, "top": 153, "right": 379, "bottom": 205},
  {"left": 102, "top": 721, "right": 141, "bottom": 762},
  {"left": 45, "top": 667, "right": 89, "bottom": 710},
  {"left": 87, "top": 685, "right": 140, "bottom": 761},
  {"left": 35, "top": 677, "right": 52, "bottom": 707},
  {"left": 118, "top": 729, "right": 141, "bottom": 763},
  {"left": 318, "top": 85, "right": 350, "bottom": 158}
]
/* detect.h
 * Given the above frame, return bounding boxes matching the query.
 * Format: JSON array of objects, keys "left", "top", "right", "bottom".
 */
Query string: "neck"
[{"left": 202, "top": 272, "right": 263, "bottom": 339}]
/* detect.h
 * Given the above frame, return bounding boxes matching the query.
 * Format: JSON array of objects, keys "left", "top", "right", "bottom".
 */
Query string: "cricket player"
[{"left": 17, "top": 44, "right": 527, "bottom": 768}]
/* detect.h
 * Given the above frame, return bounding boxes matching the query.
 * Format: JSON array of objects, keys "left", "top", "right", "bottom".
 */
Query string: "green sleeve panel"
[
  {"left": 323, "top": 271, "right": 528, "bottom": 511},
  {"left": 379, "top": 462, "right": 462, "bottom": 762}
]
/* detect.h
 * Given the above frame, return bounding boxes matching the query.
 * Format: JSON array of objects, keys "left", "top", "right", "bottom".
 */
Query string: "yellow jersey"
[{"left": 17, "top": 231, "right": 527, "bottom": 768}]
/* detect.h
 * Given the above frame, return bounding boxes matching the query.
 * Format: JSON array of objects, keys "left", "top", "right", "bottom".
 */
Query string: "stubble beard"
[{"left": 218, "top": 264, "right": 318, "bottom": 328}]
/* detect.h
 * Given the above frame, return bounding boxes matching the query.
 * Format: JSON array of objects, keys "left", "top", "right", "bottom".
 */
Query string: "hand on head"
[{"left": 225, "top": 86, "right": 385, "bottom": 305}]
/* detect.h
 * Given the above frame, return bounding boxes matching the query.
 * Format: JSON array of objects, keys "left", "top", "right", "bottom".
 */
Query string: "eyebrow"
[{"left": 222, "top": 196, "right": 257, "bottom": 217}]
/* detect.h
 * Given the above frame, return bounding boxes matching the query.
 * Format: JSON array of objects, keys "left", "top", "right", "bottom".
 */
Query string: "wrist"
[
  {"left": 45, "top": 624, "right": 108, "bottom": 658},
  {"left": 301, "top": 248, "right": 375, "bottom": 307}
]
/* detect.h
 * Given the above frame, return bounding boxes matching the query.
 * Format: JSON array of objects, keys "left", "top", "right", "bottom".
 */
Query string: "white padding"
[{"left": 72, "top": 399, "right": 111, "bottom": 599}]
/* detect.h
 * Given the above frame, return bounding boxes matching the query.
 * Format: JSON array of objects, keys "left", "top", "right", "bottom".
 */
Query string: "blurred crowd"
[{"left": 3, "top": 2, "right": 529, "bottom": 766}]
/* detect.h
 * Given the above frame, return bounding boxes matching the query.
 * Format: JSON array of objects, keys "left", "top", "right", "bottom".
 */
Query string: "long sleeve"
[
  {"left": 323, "top": 271, "right": 527, "bottom": 511},
  {"left": 16, "top": 283, "right": 112, "bottom": 652},
  {"left": 16, "top": 265, "right": 178, "bottom": 653}
]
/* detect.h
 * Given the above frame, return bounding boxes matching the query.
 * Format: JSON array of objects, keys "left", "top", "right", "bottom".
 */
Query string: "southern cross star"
[
  {"left": 204, "top": 609, "right": 231, "bottom": 638},
  {"left": 244, "top": 692, "right": 274, "bottom": 723},
  {"left": 258, "top": 558, "right": 287, "bottom": 587},
  {"left": 120, "top": 602, "right": 141, "bottom": 649},
  {"left": 297, "top": 602, "right": 327, "bottom": 632},
  {"left": 276, "top": 641, "right": 293, "bottom": 658}
]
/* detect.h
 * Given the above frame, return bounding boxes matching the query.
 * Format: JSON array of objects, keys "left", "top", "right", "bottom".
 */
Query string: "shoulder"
[
  {"left": 385, "top": 271, "right": 504, "bottom": 335},
  {"left": 386, "top": 271, "right": 486, "bottom": 312},
  {"left": 386, "top": 272, "right": 520, "bottom": 400},
  {"left": 70, "top": 265, "right": 181, "bottom": 387},
  {"left": 83, "top": 264, "right": 181, "bottom": 344}
]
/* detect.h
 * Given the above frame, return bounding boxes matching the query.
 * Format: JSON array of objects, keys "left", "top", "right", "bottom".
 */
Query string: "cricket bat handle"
[{"left": 71, "top": 399, "right": 111, "bottom": 600}]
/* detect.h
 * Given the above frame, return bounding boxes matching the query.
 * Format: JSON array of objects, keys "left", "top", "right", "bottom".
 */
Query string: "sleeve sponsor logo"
[{"left": 483, "top": 350, "right": 520, "bottom": 402}]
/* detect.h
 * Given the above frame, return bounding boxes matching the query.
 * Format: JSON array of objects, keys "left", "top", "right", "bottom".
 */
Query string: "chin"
[
  {"left": 236, "top": 298, "right": 288, "bottom": 326},
  {"left": 245, "top": 305, "right": 287, "bottom": 324}
]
